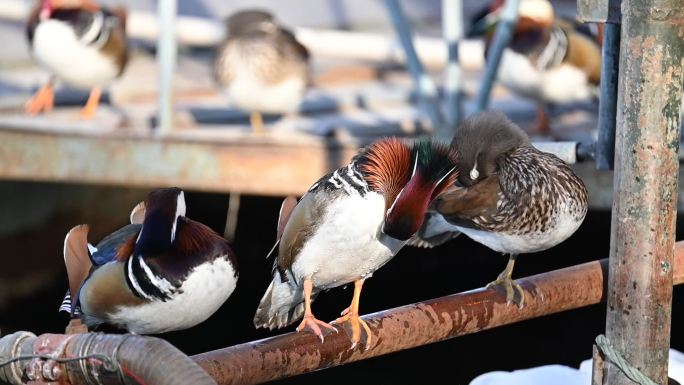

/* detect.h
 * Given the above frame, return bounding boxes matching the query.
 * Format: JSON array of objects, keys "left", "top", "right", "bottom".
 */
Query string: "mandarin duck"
[
  {"left": 411, "top": 112, "right": 588, "bottom": 307},
  {"left": 60, "top": 187, "right": 238, "bottom": 334},
  {"left": 253, "top": 138, "right": 459, "bottom": 349},
  {"left": 26, "top": 0, "right": 128, "bottom": 118},
  {"left": 214, "top": 10, "right": 310, "bottom": 133},
  {"left": 470, "top": 0, "right": 602, "bottom": 135}
]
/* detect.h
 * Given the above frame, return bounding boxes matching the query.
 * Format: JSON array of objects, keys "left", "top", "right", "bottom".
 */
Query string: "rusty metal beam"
[
  {"left": 0, "top": 123, "right": 588, "bottom": 197},
  {"left": 603, "top": 1, "right": 684, "bottom": 384},
  {"left": 191, "top": 244, "right": 684, "bottom": 385},
  {"left": 0, "top": 128, "right": 360, "bottom": 196}
]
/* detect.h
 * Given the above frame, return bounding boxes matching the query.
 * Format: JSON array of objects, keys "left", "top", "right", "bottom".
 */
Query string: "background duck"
[
  {"left": 412, "top": 111, "right": 588, "bottom": 307},
  {"left": 60, "top": 187, "right": 238, "bottom": 334},
  {"left": 25, "top": 0, "right": 128, "bottom": 118},
  {"left": 214, "top": 9, "right": 310, "bottom": 133},
  {"left": 254, "top": 137, "right": 458, "bottom": 349},
  {"left": 470, "top": 0, "right": 602, "bottom": 135}
]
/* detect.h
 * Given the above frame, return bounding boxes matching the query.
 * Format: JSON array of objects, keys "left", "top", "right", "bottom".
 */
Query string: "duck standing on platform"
[
  {"left": 254, "top": 138, "right": 459, "bottom": 349},
  {"left": 60, "top": 187, "right": 238, "bottom": 334},
  {"left": 25, "top": 0, "right": 128, "bottom": 118},
  {"left": 470, "top": 0, "right": 602, "bottom": 135},
  {"left": 412, "top": 111, "right": 588, "bottom": 307},
  {"left": 214, "top": 10, "right": 310, "bottom": 133}
]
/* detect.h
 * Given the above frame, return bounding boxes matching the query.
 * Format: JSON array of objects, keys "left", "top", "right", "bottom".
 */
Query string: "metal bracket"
[{"left": 577, "top": 0, "right": 622, "bottom": 23}]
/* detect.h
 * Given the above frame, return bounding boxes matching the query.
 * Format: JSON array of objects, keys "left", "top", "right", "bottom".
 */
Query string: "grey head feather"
[
  {"left": 226, "top": 9, "right": 277, "bottom": 37},
  {"left": 451, "top": 111, "right": 530, "bottom": 187}
]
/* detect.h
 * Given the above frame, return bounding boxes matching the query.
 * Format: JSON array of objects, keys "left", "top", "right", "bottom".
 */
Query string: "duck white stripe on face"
[
  {"left": 171, "top": 191, "right": 186, "bottom": 243},
  {"left": 126, "top": 257, "right": 154, "bottom": 300},
  {"left": 436, "top": 165, "right": 458, "bottom": 186}
]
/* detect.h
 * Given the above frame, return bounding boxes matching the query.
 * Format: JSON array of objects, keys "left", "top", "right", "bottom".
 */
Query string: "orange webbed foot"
[
  {"left": 296, "top": 314, "right": 338, "bottom": 342},
  {"left": 25, "top": 84, "right": 55, "bottom": 115},
  {"left": 79, "top": 87, "right": 102, "bottom": 119},
  {"left": 332, "top": 309, "right": 372, "bottom": 350}
]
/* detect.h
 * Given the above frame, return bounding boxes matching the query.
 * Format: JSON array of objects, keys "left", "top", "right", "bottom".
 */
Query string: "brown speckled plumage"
[
  {"left": 447, "top": 145, "right": 588, "bottom": 235},
  {"left": 414, "top": 111, "right": 588, "bottom": 253},
  {"left": 413, "top": 111, "right": 587, "bottom": 307},
  {"left": 215, "top": 10, "right": 308, "bottom": 82}
]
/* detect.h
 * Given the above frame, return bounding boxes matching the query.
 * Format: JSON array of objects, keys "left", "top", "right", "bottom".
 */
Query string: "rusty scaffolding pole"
[
  {"left": 600, "top": 0, "right": 684, "bottom": 384},
  {"left": 3, "top": 247, "right": 684, "bottom": 385},
  {"left": 190, "top": 246, "right": 684, "bottom": 385}
]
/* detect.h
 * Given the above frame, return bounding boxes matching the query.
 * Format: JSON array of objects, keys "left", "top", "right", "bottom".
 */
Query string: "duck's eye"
[{"left": 469, "top": 164, "right": 479, "bottom": 180}]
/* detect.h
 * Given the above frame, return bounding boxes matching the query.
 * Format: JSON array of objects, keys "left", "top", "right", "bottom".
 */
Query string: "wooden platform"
[{"left": 0, "top": 44, "right": 631, "bottom": 208}]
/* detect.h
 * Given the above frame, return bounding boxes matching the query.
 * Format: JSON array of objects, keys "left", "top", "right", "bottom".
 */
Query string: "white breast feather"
[
  {"left": 107, "top": 257, "right": 237, "bottom": 334},
  {"left": 497, "top": 49, "right": 593, "bottom": 104},
  {"left": 32, "top": 20, "right": 120, "bottom": 88},
  {"left": 292, "top": 192, "right": 405, "bottom": 289},
  {"left": 456, "top": 201, "right": 585, "bottom": 255}
]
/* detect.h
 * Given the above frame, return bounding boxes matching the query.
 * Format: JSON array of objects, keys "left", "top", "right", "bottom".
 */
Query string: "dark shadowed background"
[{"left": 1, "top": 182, "right": 683, "bottom": 384}]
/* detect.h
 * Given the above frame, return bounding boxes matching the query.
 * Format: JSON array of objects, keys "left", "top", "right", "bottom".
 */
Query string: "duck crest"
[
  {"left": 134, "top": 188, "right": 185, "bottom": 256},
  {"left": 411, "top": 138, "right": 460, "bottom": 196},
  {"left": 357, "top": 137, "right": 412, "bottom": 206}
]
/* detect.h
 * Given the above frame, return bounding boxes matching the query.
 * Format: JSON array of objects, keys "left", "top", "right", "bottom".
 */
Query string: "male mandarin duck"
[
  {"left": 411, "top": 111, "right": 588, "bottom": 307},
  {"left": 60, "top": 187, "right": 238, "bottom": 334},
  {"left": 470, "top": 0, "right": 602, "bottom": 135},
  {"left": 253, "top": 137, "right": 459, "bottom": 349},
  {"left": 26, "top": 0, "right": 128, "bottom": 118},
  {"left": 214, "top": 10, "right": 310, "bottom": 133}
]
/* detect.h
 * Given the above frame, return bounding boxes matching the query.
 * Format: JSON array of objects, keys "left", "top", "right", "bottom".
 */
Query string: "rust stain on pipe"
[{"left": 192, "top": 247, "right": 684, "bottom": 385}]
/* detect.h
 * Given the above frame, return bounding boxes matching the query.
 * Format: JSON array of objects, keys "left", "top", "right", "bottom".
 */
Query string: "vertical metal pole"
[
  {"left": 223, "top": 192, "right": 241, "bottom": 242},
  {"left": 595, "top": 23, "right": 621, "bottom": 171},
  {"left": 474, "top": 0, "right": 520, "bottom": 112},
  {"left": 442, "top": 0, "right": 463, "bottom": 134},
  {"left": 156, "top": 0, "right": 177, "bottom": 134},
  {"left": 605, "top": 1, "right": 684, "bottom": 384},
  {"left": 384, "top": 0, "right": 445, "bottom": 139}
]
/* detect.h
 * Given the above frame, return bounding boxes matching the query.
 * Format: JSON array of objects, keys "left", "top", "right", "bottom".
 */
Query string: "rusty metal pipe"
[
  {"left": 0, "top": 332, "right": 216, "bottom": 385},
  {"left": 192, "top": 244, "right": 684, "bottom": 385},
  {"left": 604, "top": 1, "right": 684, "bottom": 384}
]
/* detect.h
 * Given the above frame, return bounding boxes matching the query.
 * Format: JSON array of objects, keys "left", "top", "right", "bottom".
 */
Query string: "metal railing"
[{"left": 190, "top": 246, "right": 684, "bottom": 385}]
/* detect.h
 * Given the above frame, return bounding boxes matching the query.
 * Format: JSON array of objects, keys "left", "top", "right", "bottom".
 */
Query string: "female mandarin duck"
[
  {"left": 214, "top": 10, "right": 310, "bottom": 133},
  {"left": 26, "top": 0, "right": 128, "bottom": 118},
  {"left": 60, "top": 187, "right": 238, "bottom": 334},
  {"left": 412, "top": 112, "right": 588, "bottom": 308},
  {"left": 254, "top": 138, "right": 459, "bottom": 349},
  {"left": 470, "top": 0, "right": 602, "bottom": 134}
]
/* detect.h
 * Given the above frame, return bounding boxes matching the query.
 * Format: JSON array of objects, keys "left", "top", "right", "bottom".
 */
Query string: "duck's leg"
[
  {"left": 533, "top": 103, "right": 551, "bottom": 136},
  {"left": 487, "top": 254, "right": 525, "bottom": 308},
  {"left": 25, "top": 78, "right": 55, "bottom": 115},
  {"left": 332, "top": 279, "right": 373, "bottom": 350},
  {"left": 295, "top": 278, "right": 337, "bottom": 342},
  {"left": 80, "top": 87, "right": 102, "bottom": 119},
  {"left": 65, "top": 318, "right": 89, "bottom": 334},
  {"left": 250, "top": 111, "right": 265, "bottom": 133}
]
